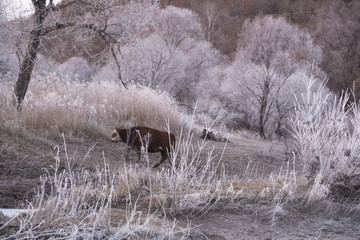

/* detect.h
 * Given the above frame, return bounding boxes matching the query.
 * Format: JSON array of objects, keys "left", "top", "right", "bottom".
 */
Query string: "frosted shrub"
[
  {"left": 290, "top": 74, "right": 360, "bottom": 201},
  {"left": 0, "top": 72, "right": 185, "bottom": 138},
  {"left": 0, "top": 78, "right": 12, "bottom": 105},
  {"left": 34, "top": 55, "right": 94, "bottom": 81},
  {"left": 57, "top": 57, "right": 94, "bottom": 80}
]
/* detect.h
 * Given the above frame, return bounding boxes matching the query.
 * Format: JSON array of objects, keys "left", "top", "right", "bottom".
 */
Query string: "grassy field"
[{"left": 1, "top": 74, "right": 360, "bottom": 239}]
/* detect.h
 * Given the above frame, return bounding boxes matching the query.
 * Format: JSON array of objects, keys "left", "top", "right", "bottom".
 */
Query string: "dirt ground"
[
  {"left": 0, "top": 129, "right": 287, "bottom": 208},
  {"left": 1, "top": 128, "right": 359, "bottom": 239},
  {"left": 179, "top": 209, "right": 360, "bottom": 239}
]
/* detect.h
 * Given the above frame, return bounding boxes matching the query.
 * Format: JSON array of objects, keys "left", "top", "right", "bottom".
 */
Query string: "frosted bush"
[
  {"left": 92, "top": 62, "right": 118, "bottom": 82},
  {"left": 57, "top": 57, "right": 94, "bottom": 80},
  {"left": 290, "top": 73, "right": 360, "bottom": 201},
  {"left": 34, "top": 55, "right": 95, "bottom": 81},
  {"left": 0, "top": 55, "right": 18, "bottom": 79},
  {"left": 0, "top": 78, "right": 12, "bottom": 104}
]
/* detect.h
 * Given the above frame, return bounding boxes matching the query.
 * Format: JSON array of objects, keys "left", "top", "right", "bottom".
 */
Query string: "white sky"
[
  {"left": 6, "top": 0, "right": 34, "bottom": 19},
  {"left": 5, "top": 0, "right": 61, "bottom": 19}
]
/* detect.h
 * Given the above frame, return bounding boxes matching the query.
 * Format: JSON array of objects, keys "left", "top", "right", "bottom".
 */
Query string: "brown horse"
[{"left": 110, "top": 126, "right": 176, "bottom": 168}]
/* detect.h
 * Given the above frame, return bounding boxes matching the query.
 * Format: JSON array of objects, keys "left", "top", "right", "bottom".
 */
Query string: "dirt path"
[
  {"left": 203, "top": 134, "right": 287, "bottom": 174},
  {"left": 180, "top": 209, "right": 360, "bottom": 240}
]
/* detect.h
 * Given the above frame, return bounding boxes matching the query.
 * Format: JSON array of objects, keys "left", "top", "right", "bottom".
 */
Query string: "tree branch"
[
  {"left": 79, "top": 23, "right": 127, "bottom": 89},
  {"left": 40, "top": 22, "right": 76, "bottom": 36}
]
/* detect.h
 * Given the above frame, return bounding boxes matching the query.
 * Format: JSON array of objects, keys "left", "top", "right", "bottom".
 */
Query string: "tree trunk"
[
  {"left": 258, "top": 77, "right": 270, "bottom": 139},
  {"left": 13, "top": 0, "right": 46, "bottom": 110},
  {"left": 14, "top": 32, "right": 41, "bottom": 110},
  {"left": 258, "top": 102, "right": 267, "bottom": 139}
]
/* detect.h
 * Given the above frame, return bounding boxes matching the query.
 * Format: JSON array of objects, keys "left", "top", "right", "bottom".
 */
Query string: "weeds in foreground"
[
  {"left": 290, "top": 73, "right": 360, "bottom": 203},
  {"left": 0, "top": 135, "right": 193, "bottom": 239}
]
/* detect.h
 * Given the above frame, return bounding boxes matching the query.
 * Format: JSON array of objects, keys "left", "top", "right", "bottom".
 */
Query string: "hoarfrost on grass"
[{"left": 0, "top": 72, "right": 186, "bottom": 137}]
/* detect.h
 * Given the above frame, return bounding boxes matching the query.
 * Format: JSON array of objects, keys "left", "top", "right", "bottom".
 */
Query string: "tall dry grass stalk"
[
  {"left": 0, "top": 72, "right": 186, "bottom": 139},
  {"left": 290, "top": 73, "right": 360, "bottom": 203}
]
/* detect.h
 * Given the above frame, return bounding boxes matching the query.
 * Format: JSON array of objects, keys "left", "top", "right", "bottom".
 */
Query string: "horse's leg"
[
  {"left": 125, "top": 147, "right": 130, "bottom": 161},
  {"left": 153, "top": 150, "right": 167, "bottom": 168},
  {"left": 130, "top": 145, "right": 141, "bottom": 163},
  {"left": 136, "top": 147, "right": 141, "bottom": 162}
]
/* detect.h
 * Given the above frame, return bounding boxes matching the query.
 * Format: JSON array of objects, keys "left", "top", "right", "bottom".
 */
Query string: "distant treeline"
[{"left": 163, "top": 0, "right": 360, "bottom": 94}]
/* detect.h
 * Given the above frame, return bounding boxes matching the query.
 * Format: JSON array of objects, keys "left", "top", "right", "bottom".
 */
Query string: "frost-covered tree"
[
  {"left": 0, "top": 0, "right": 16, "bottom": 79},
  {"left": 0, "top": 0, "right": 6, "bottom": 76},
  {"left": 225, "top": 15, "right": 322, "bottom": 138},
  {"left": 0, "top": 0, "right": 5, "bottom": 20},
  {"left": 119, "top": 6, "right": 221, "bottom": 107},
  {"left": 11, "top": 0, "right": 219, "bottom": 110}
]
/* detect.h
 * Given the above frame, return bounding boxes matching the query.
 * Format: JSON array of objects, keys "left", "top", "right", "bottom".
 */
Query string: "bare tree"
[
  {"left": 202, "top": 0, "right": 218, "bottom": 42},
  {"left": 0, "top": 0, "right": 6, "bottom": 70},
  {"left": 226, "top": 16, "right": 322, "bottom": 138},
  {"left": 13, "top": 0, "right": 77, "bottom": 110},
  {"left": 13, "top": 0, "right": 152, "bottom": 110}
]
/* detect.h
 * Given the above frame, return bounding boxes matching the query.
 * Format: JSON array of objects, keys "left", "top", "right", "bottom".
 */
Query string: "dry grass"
[
  {"left": 108, "top": 126, "right": 241, "bottom": 218},
  {"left": 0, "top": 72, "right": 186, "bottom": 139},
  {"left": 290, "top": 74, "right": 360, "bottom": 202},
  {"left": 0, "top": 125, "right": 243, "bottom": 238},
  {"left": 0, "top": 136, "right": 194, "bottom": 239}
]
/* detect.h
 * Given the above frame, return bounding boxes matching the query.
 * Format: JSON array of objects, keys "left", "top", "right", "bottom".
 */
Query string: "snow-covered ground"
[{"left": 0, "top": 208, "right": 33, "bottom": 218}]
